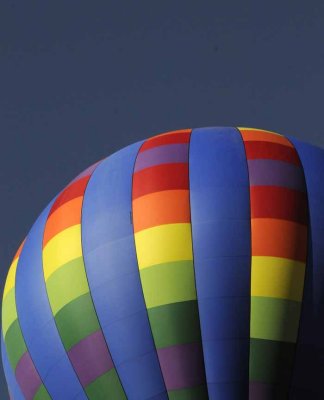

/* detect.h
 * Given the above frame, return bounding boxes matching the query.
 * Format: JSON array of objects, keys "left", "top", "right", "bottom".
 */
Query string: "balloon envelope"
[{"left": 2, "top": 127, "right": 324, "bottom": 399}]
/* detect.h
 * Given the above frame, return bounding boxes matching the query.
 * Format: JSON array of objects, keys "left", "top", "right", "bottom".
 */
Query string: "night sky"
[{"left": 1, "top": 1, "right": 324, "bottom": 396}]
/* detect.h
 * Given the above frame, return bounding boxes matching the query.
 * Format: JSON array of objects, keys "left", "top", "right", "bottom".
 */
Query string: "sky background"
[{"left": 1, "top": 1, "right": 324, "bottom": 396}]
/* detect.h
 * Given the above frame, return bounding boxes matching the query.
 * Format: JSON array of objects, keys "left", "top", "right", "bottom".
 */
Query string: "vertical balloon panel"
[
  {"left": 238, "top": 128, "right": 308, "bottom": 398},
  {"left": 288, "top": 137, "right": 324, "bottom": 398},
  {"left": 1, "top": 336, "right": 24, "bottom": 400},
  {"left": 15, "top": 201, "right": 88, "bottom": 399},
  {"left": 189, "top": 127, "right": 251, "bottom": 399},
  {"left": 1, "top": 242, "right": 51, "bottom": 400},
  {"left": 132, "top": 130, "right": 208, "bottom": 399},
  {"left": 82, "top": 142, "right": 168, "bottom": 400},
  {"left": 42, "top": 167, "right": 126, "bottom": 399}
]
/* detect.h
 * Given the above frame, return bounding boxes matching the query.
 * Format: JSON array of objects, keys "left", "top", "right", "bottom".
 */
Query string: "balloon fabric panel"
[
  {"left": 15, "top": 201, "right": 88, "bottom": 399},
  {"left": 82, "top": 142, "right": 168, "bottom": 400},
  {"left": 189, "top": 127, "right": 251, "bottom": 398},
  {"left": 132, "top": 129, "right": 208, "bottom": 399},
  {"left": 2, "top": 243, "right": 50, "bottom": 399},
  {"left": 42, "top": 167, "right": 126, "bottom": 398},
  {"left": 239, "top": 128, "right": 308, "bottom": 399},
  {"left": 287, "top": 137, "right": 324, "bottom": 398}
]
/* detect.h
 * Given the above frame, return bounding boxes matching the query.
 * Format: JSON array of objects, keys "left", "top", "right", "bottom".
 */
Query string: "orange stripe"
[
  {"left": 49, "top": 176, "right": 90, "bottom": 217},
  {"left": 133, "top": 190, "right": 190, "bottom": 233},
  {"left": 43, "top": 197, "right": 83, "bottom": 246},
  {"left": 251, "top": 218, "right": 307, "bottom": 262},
  {"left": 13, "top": 239, "right": 26, "bottom": 261},
  {"left": 239, "top": 128, "right": 294, "bottom": 148}
]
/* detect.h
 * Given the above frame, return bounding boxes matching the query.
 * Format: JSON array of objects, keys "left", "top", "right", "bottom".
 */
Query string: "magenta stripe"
[
  {"left": 68, "top": 330, "right": 113, "bottom": 387},
  {"left": 15, "top": 352, "right": 42, "bottom": 400},
  {"left": 249, "top": 382, "right": 271, "bottom": 399},
  {"left": 71, "top": 161, "right": 101, "bottom": 183},
  {"left": 247, "top": 159, "right": 305, "bottom": 191},
  {"left": 249, "top": 382, "right": 285, "bottom": 399},
  {"left": 157, "top": 342, "right": 205, "bottom": 390},
  {"left": 134, "top": 143, "right": 189, "bottom": 172}
]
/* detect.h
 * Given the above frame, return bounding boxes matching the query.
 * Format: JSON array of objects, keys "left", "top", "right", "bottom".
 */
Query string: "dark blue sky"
[{"left": 1, "top": 1, "right": 324, "bottom": 396}]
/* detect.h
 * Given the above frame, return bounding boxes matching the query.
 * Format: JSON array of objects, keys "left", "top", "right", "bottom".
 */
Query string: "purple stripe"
[
  {"left": 68, "top": 331, "right": 113, "bottom": 387},
  {"left": 15, "top": 352, "right": 42, "bottom": 400},
  {"left": 249, "top": 382, "right": 285, "bottom": 399},
  {"left": 158, "top": 342, "right": 205, "bottom": 390},
  {"left": 135, "top": 143, "right": 189, "bottom": 172},
  {"left": 247, "top": 159, "right": 305, "bottom": 191},
  {"left": 71, "top": 161, "right": 101, "bottom": 183}
]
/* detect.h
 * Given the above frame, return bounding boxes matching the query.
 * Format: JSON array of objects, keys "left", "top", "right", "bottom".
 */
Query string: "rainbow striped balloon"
[{"left": 2, "top": 127, "right": 324, "bottom": 399}]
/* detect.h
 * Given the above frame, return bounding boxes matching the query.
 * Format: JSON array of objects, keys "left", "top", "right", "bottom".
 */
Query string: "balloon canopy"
[{"left": 2, "top": 127, "right": 324, "bottom": 400}]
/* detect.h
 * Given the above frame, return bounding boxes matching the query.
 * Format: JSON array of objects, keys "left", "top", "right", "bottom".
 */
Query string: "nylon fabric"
[
  {"left": 15, "top": 200, "right": 87, "bottom": 399},
  {"left": 2, "top": 127, "right": 324, "bottom": 399},
  {"left": 288, "top": 137, "right": 324, "bottom": 398},
  {"left": 82, "top": 142, "right": 168, "bottom": 400},
  {"left": 189, "top": 127, "right": 251, "bottom": 399},
  {"left": 132, "top": 130, "right": 208, "bottom": 399},
  {"left": 3, "top": 240, "right": 51, "bottom": 400},
  {"left": 41, "top": 165, "right": 125, "bottom": 398},
  {"left": 239, "top": 128, "right": 309, "bottom": 399},
  {"left": 1, "top": 335, "right": 24, "bottom": 400}
]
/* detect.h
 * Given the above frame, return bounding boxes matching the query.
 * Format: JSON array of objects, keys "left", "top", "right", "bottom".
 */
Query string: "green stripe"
[
  {"left": 140, "top": 261, "right": 196, "bottom": 309},
  {"left": 148, "top": 301, "right": 201, "bottom": 348},
  {"left": 46, "top": 257, "right": 89, "bottom": 315},
  {"left": 85, "top": 369, "right": 126, "bottom": 400},
  {"left": 2, "top": 289, "right": 17, "bottom": 336},
  {"left": 168, "top": 385, "right": 209, "bottom": 400},
  {"left": 33, "top": 384, "right": 51, "bottom": 400},
  {"left": 251, "top": 297, "right": 301, "bottom": 342},
  {"left": 4, "top": 320, "right": 26, "bottom": 369},
  {"left": 55, "top": 293, "right": 100, "bottom": 350},
  {"left": 249, "top": 338, "right": 295, "bottom": 384}
]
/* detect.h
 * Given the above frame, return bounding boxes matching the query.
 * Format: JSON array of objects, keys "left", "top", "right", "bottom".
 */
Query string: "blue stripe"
[
  {"left": 189, "top": 127, "right": 251, "bottom": 399},
  {"left": 287, "top": 137, "right": 324, "bottom": 398},
  {"left": 15, "top": 201, "right": 87, "bottom": 399},
  {"left": 82, "top": 141, "right": 168, "bottom": 400},
  {"left": 1, "top": 334, "right": 24, "bottom": 400}
]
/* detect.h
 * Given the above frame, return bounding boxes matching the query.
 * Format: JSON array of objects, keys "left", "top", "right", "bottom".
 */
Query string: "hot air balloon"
[{"left": 1, "top": 127, "right": 324, "bottom": 400}]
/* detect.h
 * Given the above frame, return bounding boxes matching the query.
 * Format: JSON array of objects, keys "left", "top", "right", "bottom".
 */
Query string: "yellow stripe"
[
  {"left": 2, "top": 288, "right": 17, "bottom": 337},
  {"left": 237, "top": 127, "right": 282, "bottom": 136},
  {"left": 251, "top": 256, "right": 306, "bottom": 301},
  {"left": 3, "top": 258, "right": 18, "bottom": 300},
  {"left": 43, "top": 225, "right": 82, "bottom": 280},
  {"left": 135, "top": 223, "right": 193, "bottom": 270}
]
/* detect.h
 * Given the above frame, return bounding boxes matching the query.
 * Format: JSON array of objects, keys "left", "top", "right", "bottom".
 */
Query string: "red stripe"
[
  {"left": 244, "top": 141, "right": 301, "bottom": 165},
  {"left": 250, "top": 186, "right": 308, "bottom": 224},
  {"left": 49, "top": 176, "right": 90, "bottom": 217},
  {"left": 139, "top": 130, "right": 191, "bottom": 152},
  {"left": 133, "top": 163, "right": 189, "bottom": 199}
]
